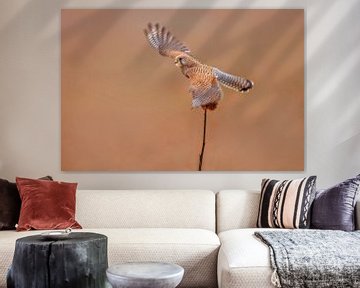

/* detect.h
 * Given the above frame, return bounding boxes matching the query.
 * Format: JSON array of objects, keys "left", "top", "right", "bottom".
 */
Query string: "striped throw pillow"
[{"left": 257, "top": 176, "right": 317, "bottom": 229}]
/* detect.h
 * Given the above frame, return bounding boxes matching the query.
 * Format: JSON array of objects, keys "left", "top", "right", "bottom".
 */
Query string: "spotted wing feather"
[
  {"left": 144, "top": 23, "right": 191, "bottom": 59},
  {"left": 213, "top": 68, "right": 253, "bottom": 93}
]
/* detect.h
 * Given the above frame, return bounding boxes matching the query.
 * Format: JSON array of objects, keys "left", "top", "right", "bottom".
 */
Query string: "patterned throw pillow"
[{"left": 257, "top": 176, "right": 317, "bottom": 229}]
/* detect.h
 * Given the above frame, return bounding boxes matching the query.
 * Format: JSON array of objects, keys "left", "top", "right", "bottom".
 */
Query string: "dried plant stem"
[{"left": 198, "top": 108, "right": 208, "bottom": 171}]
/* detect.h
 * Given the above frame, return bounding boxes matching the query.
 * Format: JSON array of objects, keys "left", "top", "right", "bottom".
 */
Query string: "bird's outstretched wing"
[
  {"left": 213, "top": 68, "right": 254, "bottom": 93},
  {"left": 144, "top": 23, "right": 191, "bottom": 59}
]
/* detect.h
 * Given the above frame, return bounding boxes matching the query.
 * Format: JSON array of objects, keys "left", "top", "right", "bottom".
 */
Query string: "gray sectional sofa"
[{"left": 0, "top": 189, "right": 359, "bottom": 288}]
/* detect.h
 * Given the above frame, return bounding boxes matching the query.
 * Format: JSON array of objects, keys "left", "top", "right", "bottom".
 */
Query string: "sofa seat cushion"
[
  {"left": 0, "top": 228, "right": 219, "bottom": 288},
  {"left": 101, "top": 228, "right": 220, "bottom": 288},
  {"left": 218, "top": 228, "right": 282, "bottom": 288}
]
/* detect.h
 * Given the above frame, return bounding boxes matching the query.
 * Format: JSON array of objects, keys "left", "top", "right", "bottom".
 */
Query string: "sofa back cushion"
[
  {"left": 216, "top": 190, "right": 260, "bottom": 233},
  {"left": 76, "top": 190, "right": 216, "bottom": 231}
]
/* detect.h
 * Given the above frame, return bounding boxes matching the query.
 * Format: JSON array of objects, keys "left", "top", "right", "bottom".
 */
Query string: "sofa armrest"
[{"left": 356, "top": 200, "right": 360, "bottom": 230}]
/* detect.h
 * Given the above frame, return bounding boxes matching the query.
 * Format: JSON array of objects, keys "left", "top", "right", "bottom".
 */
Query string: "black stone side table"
[{"left": 7, "top": 232, "right": 108, "bottom": 288}]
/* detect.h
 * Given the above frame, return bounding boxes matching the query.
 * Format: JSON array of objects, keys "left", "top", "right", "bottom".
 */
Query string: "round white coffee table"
[{"left": 106, "top": 262, "right": 184, "bottom": 288}]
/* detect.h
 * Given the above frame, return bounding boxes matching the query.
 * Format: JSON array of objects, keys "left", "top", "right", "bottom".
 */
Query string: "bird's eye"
[{"left": 179, "top": 58, "right": 186, "bottom": 65}]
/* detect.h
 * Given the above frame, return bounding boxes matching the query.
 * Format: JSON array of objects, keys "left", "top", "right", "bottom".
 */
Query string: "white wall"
[{"left": 0, "top": 0, "right": 359, "bottom": 190}]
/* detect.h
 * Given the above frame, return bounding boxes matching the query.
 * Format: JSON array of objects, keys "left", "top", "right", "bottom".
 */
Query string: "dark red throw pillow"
[{"left": 16, "top": 177, "right": 82, "bottom": 231}]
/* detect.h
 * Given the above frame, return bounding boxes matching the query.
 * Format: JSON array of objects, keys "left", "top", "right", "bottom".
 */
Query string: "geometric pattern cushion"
[{"left": 257, "top": 176, "right": 317, "bottom": 229}]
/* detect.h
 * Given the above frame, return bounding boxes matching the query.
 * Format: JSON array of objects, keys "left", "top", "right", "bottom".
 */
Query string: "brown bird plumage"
[{"left": 144, "top": 23, "right": 254, "bottom": 110}]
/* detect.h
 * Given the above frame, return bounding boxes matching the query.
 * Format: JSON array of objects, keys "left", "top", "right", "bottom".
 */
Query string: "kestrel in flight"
[{"left": 144, "top": 23, "right": 254, "bottom": 110}]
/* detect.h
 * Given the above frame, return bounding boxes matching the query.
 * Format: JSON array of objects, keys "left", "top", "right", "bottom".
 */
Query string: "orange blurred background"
[{"left": 61, "top": 9, "right": 304, "bottom": 171}]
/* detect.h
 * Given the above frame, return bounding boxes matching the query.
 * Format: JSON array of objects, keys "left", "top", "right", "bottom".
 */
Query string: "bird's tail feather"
[{"left": 213, "top": 68, "right": 254, "bottom": 93}]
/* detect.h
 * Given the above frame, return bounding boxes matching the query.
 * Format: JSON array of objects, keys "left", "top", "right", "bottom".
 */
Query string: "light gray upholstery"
[
  {"left": 1, "top": 189, "right": 358, "bottom": 288},
  {"left": 0, "top": 190, "right": 218, "bottom": 288},
  {"left": 217, "top": 228, "right": 275, "bottom": 288},
  {"left": 76, "top": 190, "right": 216, "bottom": 231},
  {"left": 216, "top": 190, "right": 260, "bottom": 233},
  {"left": 216, "top": 190, "right": 360, "bottom": 288}
]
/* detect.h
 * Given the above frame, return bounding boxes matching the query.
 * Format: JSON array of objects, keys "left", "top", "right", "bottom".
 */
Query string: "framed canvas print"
[{"left": 61, "top": 9, "right": 304, "bottom": 171}]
